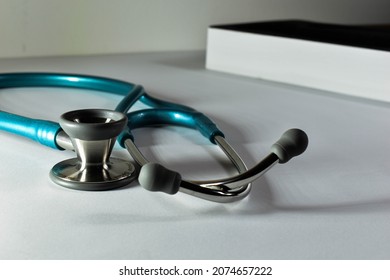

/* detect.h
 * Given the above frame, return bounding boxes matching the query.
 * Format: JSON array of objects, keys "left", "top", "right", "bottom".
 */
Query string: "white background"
[{"left": 1, "top": 0, "right": 390, "bottom": 58}]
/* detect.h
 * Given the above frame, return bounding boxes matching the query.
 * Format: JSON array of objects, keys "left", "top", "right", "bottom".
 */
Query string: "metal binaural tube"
[
  {"left": 130, "top": 129, "right": 308, "bottom": 202},
  {"left": 196, "top": 153, "right": 279, "bottom": 189},
  {"left": 124, "top": 134, "right": 255, "bottom": 202}
]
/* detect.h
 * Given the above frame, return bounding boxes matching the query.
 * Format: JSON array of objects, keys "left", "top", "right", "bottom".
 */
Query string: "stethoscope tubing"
[{"left": 0, "top": 73, "right": 224, "bottom": 148}]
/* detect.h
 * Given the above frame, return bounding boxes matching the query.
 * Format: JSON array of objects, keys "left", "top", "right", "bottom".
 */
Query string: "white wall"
[{"left": 1, "top": 0, "right": 389, "bottom": 58}]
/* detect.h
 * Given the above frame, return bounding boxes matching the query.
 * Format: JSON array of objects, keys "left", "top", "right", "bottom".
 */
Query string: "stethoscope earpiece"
[
  {"left": 271, "top": 128, "right": 309, "bottom": 164},
  {"left": 138, "top": 163, "right": 182, "bottom": 195},
  {"left": 50, "top": 109, "right": 136, "bottom": 191}
]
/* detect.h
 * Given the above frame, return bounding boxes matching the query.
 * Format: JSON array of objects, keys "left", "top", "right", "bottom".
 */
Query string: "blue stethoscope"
[{"left": 0, "top": 73, "right": 308, "bottom": 202}]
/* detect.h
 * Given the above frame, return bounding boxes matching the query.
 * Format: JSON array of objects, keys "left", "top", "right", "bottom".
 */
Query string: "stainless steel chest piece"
[{"left": 50, "top": 109, "right": 136, "bottom": 191}]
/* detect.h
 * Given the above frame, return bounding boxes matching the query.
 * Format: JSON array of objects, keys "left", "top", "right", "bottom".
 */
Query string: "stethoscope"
[{"left": 0, "top": 73, "right": 308, "bottom": 203}]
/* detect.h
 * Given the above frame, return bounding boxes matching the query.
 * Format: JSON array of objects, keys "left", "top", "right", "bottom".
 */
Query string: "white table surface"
[{"left": 0, "top": 51, "right": 389, "bottom": 260}]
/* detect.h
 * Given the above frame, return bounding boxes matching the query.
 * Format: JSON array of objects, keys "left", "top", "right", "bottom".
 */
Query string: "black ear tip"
[{"left": 270, "top": 128, "right": 308, "bottom": 163}]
